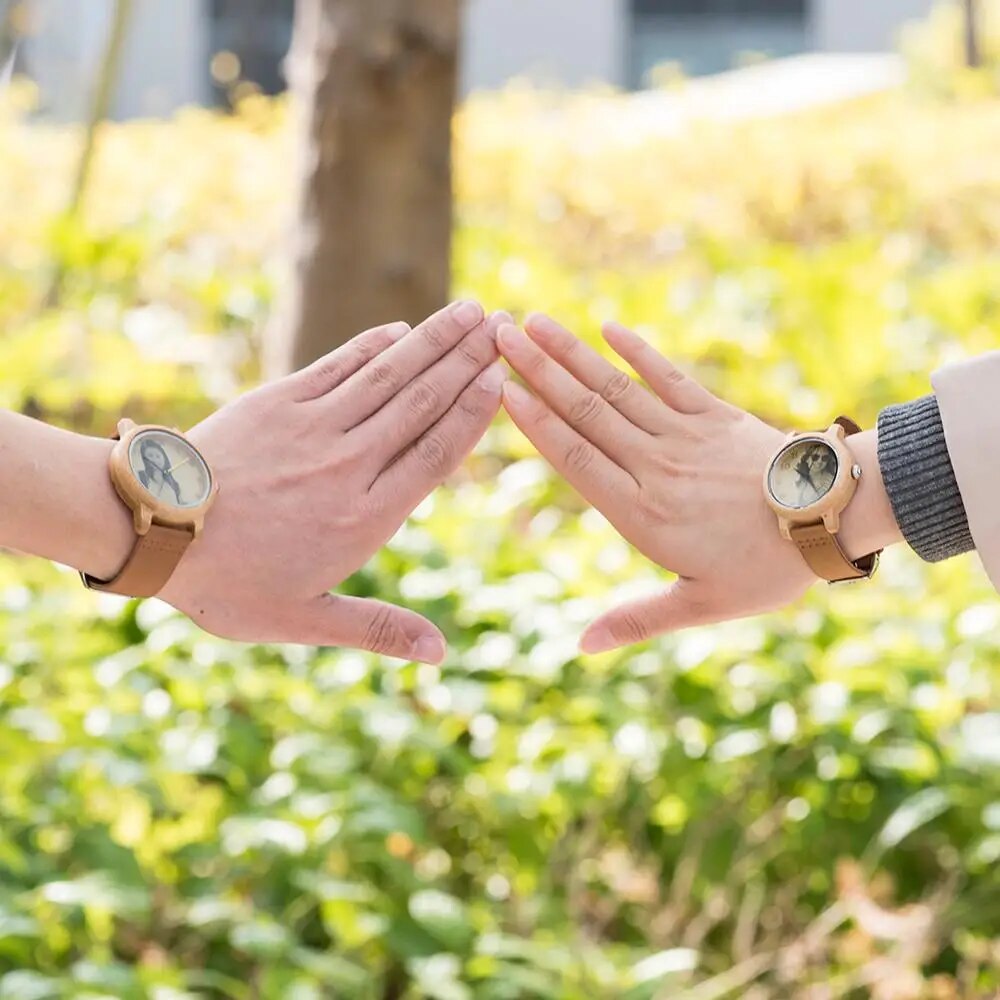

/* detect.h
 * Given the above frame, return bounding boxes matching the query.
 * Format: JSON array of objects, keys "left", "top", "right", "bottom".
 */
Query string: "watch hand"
[{"left": 167, "top": 457, "right": 192, "bottom": 475}]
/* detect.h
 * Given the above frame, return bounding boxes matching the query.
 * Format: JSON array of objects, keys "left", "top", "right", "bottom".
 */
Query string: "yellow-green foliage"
[
  {"left": 903, "top": 0, "right": 1000, "bottom": 95},
  {"left": 2, "top": 72, "right": 1000, "bottom": 998}
]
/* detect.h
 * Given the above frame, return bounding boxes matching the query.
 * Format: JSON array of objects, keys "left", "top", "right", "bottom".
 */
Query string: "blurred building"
[{"left": 11, "top": 0, "right": 937, "bottom": 121}]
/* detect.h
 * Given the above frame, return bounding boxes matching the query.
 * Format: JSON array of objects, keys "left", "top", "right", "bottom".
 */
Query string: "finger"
[
  {"left": 273, "top": 595, "right": 447, "bottom": 663},
  {"left": 285, "top": 321, "right": 411, "bottom": 402},
  {"left": 329, "top": 300, "right": 486, "bottom": 425},
  {"left": 580, "top": 579, "right": 722, "bottom": 653},
  {"left": 354, "top": 310, "right": 505, "bottom": 454},
  {"left": 374, "top": 361, "right": 507, "bottom": 508},
  {"left": 602, "top": 322, "right": 718, "bottom": 416},
  {"left": 524, "top": 313, "right": 670, "bottom": 433},
  {"left": 501, "top": 380, "right": 639, "bottom": 511},
  {"left": 497, "top": 325, "right": 648, "bottom": 466}
]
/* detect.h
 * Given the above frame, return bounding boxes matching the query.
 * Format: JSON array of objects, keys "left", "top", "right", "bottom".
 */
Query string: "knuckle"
[
  {"left": 457, "top": 390, "right": 487, "bottom": 419},
  {"left": 636, "top": 485, "right": 676, "bottom": 526},
  {"left": 600, "top": 370, "right": 633, "bottom": 404},
  {"left": 309, "top": 359, "right": 344, "bottom": 389},
  {"left": 352, "top": 338, "right": 377, "bottom": 364},
  {"left": 558, "top": 335, "right": 579, "bottom": 360},
  {"left": 366, "top": 361, "right": 397, "bottom": 390},
  {"left": 525, "top": 401, "right": 550, "bottom": 428},
  {"left": 406, "top": 382, "right": 440, "bottom": 418},
  {"left": 525, "top": 348, "right": 548, "bottom": 377},
  {"left": 568, "top": 391, "right": 604, "bottom": 426},
  {"left": 661, "top": 364, "right": 687, "bottom": 387},
  {"left": 564, "top": 440, "right": 595, "bottom": 474},
  {"left": 615, "top": 610, "right": 648, "bottom": 645},
  {"left": 420, "top": 320, "right": 449, "bottom": 351},
  {"left": 363, "top": 606, "right": 403, "bottom": 656},
  {"left": 415, "top": 434, "right": 453, "bottom": 474},
  {"left": 455, "top": 338, "right": 486, "bottom": 368}
]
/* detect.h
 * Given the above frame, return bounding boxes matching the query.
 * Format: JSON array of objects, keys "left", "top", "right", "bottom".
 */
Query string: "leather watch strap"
[
  {"left": 82, "top": 523, "right": 194, "bottom": 598},
  {"left": 835, "top": 416, "right": 862, "bottom": 436},
  {"left": 788, "top": 523, "right": 878, "bottom": 584},
  {"left": 788, "top": 414, "right": 879, "bottom": 584}
]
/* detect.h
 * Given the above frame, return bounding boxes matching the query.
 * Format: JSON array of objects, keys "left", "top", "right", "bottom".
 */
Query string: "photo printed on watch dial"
[
  {"left": 128, "top": 430, "right": 212, "bottom": 509},
  {"left": 768, "top": 439, "right": 839, "bottom": 510}
]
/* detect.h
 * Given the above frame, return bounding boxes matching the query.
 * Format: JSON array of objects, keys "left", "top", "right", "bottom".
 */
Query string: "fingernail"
[
  {"left": 388, "top": 322, "right": 410, "bottom": 341},
  {"left": 453, "top": 300, "right": 484, "bottom": 326},
  {"left": 501, "top": 381, "right": 533, "bottom": 407},
  {"left": 476, "top": 362, "right": 508, "bottom": 393},
  {"left": 413, "top": 636, "right": 446, "bottom": 664},
  {"left": 497, "top": 324, "right": 527, "bottom": 353},
  {"left": 580, "top": 627, "right": 613, "bottom": 654},
  {"left": 487, "top": 311, "right": 514, "bottom": 340},
  {"left": 524, "top": 312, "right": 552, "bottom": 334}
]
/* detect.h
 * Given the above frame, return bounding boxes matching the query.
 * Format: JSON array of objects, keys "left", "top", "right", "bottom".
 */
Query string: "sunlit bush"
[
  {"left": 2, "top": 66, "right": 1000, "bottom": 999},
  {"left": 902, "top": 0, "right": 1000, "bottom": 96}
]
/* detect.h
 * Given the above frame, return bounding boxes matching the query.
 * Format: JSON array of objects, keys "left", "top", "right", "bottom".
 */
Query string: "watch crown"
[{"left": 852, "top": 464, "right": 863, "bottom": 480}]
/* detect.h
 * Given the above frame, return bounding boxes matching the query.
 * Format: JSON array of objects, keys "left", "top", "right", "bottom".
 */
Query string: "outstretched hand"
[
  {"left": 159, "top": 302, "right": 508, "bottom": 662},
  {"left": 497, "top": 314, "right": 899, "bottom": 652}
]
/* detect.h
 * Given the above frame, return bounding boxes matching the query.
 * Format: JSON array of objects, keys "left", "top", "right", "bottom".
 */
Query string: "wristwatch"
[
  {"left": 764, "top": 416, "right": 880, "bottom": 584},
  {"left": 81, "top": 419, "right": 217, "bottom": 598}
]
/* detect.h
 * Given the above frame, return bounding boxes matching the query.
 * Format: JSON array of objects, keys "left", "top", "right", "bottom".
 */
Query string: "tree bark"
[
  {"left": 267, "top": 0, "right": 461, "bottom": 375},
  {"left": 964, "top": 0, "right": 981, "bottom": 68}
]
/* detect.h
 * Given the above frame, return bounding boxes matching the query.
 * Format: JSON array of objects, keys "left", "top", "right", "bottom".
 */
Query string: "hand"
[
  {"left": 157, "top": 301, "right": 508, "bottom": 661},
  {"left": 497, "top": 314, "right": 901, "bottom": 652}
]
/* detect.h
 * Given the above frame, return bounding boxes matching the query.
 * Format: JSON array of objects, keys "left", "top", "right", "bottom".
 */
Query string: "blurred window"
[
  {"left": 208, "top": 0, "right": 294, "bottom": 105},
  {"left": 630, "top": 0, "right": 808, "bottom": 86}
]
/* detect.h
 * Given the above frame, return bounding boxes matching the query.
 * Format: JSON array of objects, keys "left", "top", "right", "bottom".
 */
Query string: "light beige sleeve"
[{"left": 933, "top": 351, "right": 1000, "bottom": 590}]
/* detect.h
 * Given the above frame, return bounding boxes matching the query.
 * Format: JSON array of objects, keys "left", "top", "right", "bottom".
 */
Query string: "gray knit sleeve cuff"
[{"left": 877, "top": 395, "right": 974, "bottom": 563}]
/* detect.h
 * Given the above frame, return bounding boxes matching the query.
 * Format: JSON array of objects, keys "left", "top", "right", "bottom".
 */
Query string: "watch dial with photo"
[
  {"left": 128, "top": 430, "right": 212, "bottom": 510},
  {"left": 768, "top": 439, "right": 839, "bottom": 510}
]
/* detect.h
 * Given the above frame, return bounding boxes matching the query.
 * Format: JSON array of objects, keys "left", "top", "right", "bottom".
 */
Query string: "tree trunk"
[
  {"left": 964, "top": 0, "right": 981, "bottom": 68},
  {"left": 267, "top": 0, "right": 461, "bottom": 375}
]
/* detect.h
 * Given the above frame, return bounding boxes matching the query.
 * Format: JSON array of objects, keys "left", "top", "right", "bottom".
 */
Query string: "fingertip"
[
  {"left": 601, "top": 320, "right": 631, "bottom": 343},
  {"left": 387, "top": 321, "right": 411, "bottom": 342},
  {"left": 412, "top": 635, "right": 447, "bottom": 665},
  {"left": 501, "top": 380, "right": 534, "bottom": 409},
  {"left": 579, "top": 625, "right": 615, "bottom": 655},
  {"left": 524, "top": 312, "right": 564, "bottom": 341},
  {"left": 452, "top": 299, "right": 485, "bottom": 328},
  {"left": 475, "top": 361, "right": 508, "bottom": 394},
  {"left": 496, "top": 323, "right": 526, "bottom": 353},
  {"left": 484, "top": 311, "right": 513, "bottom": 343}
]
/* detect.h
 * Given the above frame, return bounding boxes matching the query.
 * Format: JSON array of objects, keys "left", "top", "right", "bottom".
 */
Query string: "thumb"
[
  {"left": 279, "top": 595, "right": 447, "bottom": 663},
  {"left": 580, "top": 579, "right": 720, "bottom": 654}
]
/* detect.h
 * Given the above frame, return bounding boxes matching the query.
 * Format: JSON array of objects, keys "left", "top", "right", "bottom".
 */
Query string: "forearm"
[{"left": 0, "top": 411, "right": 133, "bottom": 580}]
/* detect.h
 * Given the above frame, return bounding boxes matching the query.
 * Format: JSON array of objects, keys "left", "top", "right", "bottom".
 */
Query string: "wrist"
[
  {"left": 838, "top": 429, "right": 904, "bottom": 561},
  {"left": 72, "top": 433, "right": 137, "bottom": 581},
  {"left": 0, "top": 411, "right": 136, "bottom": 581}
]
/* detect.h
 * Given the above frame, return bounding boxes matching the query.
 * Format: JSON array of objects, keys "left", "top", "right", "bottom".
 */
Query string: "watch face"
[
  {"left": 768, "top": 438, "right": 839, "bottom": 510},
  {"left": 127, "top": 430, "right": 212, "bottom": 510}
]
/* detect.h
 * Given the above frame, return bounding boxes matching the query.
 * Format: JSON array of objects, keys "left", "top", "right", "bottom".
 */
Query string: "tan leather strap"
[
  {"left": 835, "top": 415, "right": 862, "bottom": 436},
  {"left": 82, "top": 524, "right": 193, "bottom": 598},
  {"left": 789, "top": 523, "right": 878, "bottom": 583},
  {"left": 789, "top": 415, "right": 879, "bottom": 584}
]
